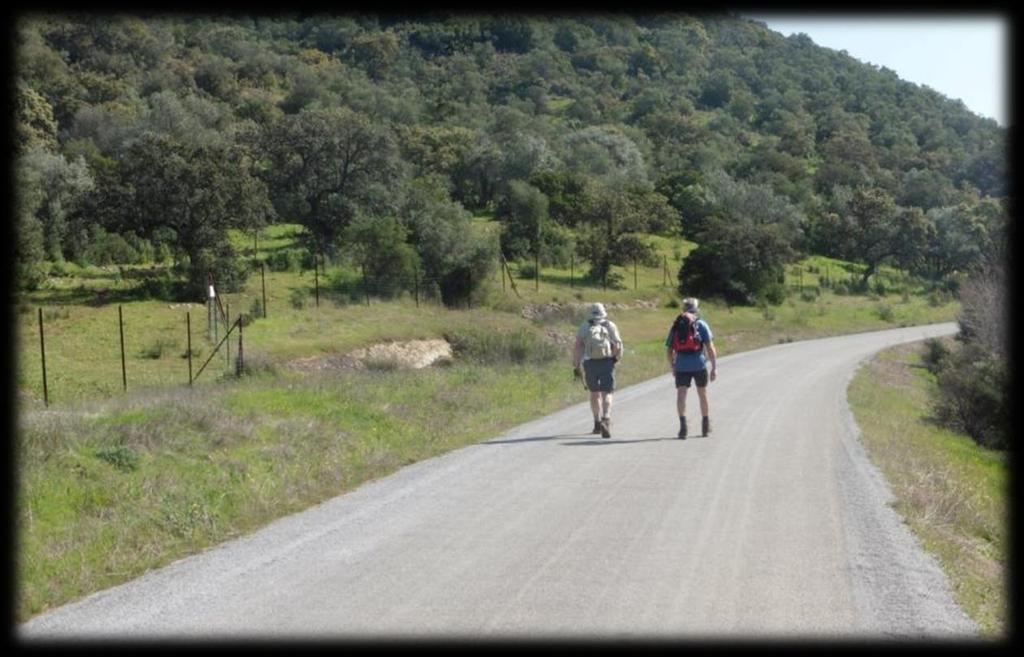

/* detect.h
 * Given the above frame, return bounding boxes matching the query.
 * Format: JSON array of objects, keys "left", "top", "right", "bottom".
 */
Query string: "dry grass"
[{"left": 849, "top": 342, "right": 1007, "bottom": 637}]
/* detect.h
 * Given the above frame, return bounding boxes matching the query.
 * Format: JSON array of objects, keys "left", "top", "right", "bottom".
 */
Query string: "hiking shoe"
[
  {"left": 592, "top": 420, "right": 603, "bottom": 434},
  {"left": 702, "top": 416, "right": 711, "bottom": 437},
  {"left": 678, "top": 418, "right": 687, "bottom": 440},
  {"left": 600, "top": 418, "right": 611, "bottom": 438}
]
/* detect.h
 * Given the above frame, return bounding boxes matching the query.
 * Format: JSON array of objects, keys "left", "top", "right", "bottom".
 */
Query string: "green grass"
[
  {"left": 15, "top": 223, "right": 963, "bottom": 623},
  {"left": 848, "top": 340, "right": 1007, "bottom": 638}
]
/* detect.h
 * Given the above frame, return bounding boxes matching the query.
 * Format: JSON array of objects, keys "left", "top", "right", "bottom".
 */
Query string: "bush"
[
  {"left": 932, "top": 345, "right": 1008, "bottom": 450},
  {"left": 140, "top": 337, "right": 179, "bottom": 359},
  {"left": 517, "top": 261, "right": 537, "bottom": 280},
  {"left": 920, "top": 338, "right": 951, "bottom": 374},
  {"left": 444, "top": 327, "right": 563, "bottom": 365},
  {"left": 94, "top": 445, "right": 139, "bottom": 472},
  {"left": 875, "top": 303, "right": 895, "bottom": 322},
  {"left": 265, "top": 248, "right": 306, "bottom": 272}
]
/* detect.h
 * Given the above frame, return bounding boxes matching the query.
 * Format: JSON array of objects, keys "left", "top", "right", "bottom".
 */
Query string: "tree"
[
  {"left": 678, "top": 216, "right": 795, "bottom": 305},
  {"left": 399, "top": 175, "right": 498, "bottom": 306},
  {"left": 344, "top": 216, "right": 419, "bottom": 299},
  {"left": 833, "top": 187, "right": 906, "bottom": 287},
  {"left": 496, "top": 180, "right": 549, "bottom": 260},
  {"left": 16, "top": 149, "right": 95, "bottom": 263},
  {"left": 260, "top": 106, "right": 399, "bottom": 256},
  {"left": 14, "top": 154, "right": 48, "bottom": 290},
  {"left": 118, "top": 133, "right": 272, "bottom": 296},
  {"left": 15, "top": 81, "right": 59, "bottom": 154}
]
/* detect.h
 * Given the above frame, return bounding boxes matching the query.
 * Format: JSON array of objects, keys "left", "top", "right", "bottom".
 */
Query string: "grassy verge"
[{"left": 848, "top": 340, "right": 1008, "bottom": 637}]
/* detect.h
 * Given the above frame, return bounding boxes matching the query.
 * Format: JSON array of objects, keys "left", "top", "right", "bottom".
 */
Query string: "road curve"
[{"left": 19, "top": 323, "right": 977, "bottom": 640}]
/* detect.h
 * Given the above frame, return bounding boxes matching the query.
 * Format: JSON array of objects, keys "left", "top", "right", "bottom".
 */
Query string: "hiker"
[
  {"left": 573, "top": 303, "right": 623, "bottom": 438},
  {"left": 666, "top": 297, "right": 717, "bottom": 439}
]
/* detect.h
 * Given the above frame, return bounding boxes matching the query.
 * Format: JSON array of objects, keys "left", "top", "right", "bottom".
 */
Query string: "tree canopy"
[{"left": 13, "top": 13, "right": 1009, "bottom": 302}]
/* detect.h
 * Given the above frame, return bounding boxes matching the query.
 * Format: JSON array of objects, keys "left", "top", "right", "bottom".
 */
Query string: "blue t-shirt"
[{"left": 665, "top": 318, "right": 713, "bottom": 372}]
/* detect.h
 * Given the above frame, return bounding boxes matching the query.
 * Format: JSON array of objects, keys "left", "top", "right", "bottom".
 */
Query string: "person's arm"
[
  {"left": 573, "top": 337, "right": 585, "bottom": 371},
  {"left": 705, "top": 341, "right": 717, "bottom": 382}
]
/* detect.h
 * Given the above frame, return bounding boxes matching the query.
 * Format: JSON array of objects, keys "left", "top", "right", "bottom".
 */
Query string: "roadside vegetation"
[
  {"left": 15, "top": 223, "right": 963, "bottom": 622},
  {"left": 848, "top": 339, "right": 1008, "bottom": 637},
  {"left": 14, "top": 13, "right": 1007, "bottom": 627}
]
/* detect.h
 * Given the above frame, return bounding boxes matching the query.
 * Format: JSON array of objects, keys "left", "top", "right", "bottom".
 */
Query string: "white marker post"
[{"left": 208, "top": 283, "right": 216, "bottom": 343}]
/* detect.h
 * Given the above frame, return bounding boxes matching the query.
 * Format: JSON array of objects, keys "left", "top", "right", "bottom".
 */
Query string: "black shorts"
[
  {"left": 583, "top": 358, "right": 616, "bottom": 392},
  {"left": 674, "top": 368, "right": 708, "bottom": 389}
]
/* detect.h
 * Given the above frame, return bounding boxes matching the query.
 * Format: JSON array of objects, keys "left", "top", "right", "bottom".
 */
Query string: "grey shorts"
[
  {"left": 583, "top": 358, "right": 616, "bottom": 392},
  {"left": 675, "top": 368, "right": 709, "bottom": 388}
]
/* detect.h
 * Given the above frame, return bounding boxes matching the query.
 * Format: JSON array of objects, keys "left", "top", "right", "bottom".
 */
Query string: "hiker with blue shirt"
[{"left": 666, "top": 297, "right": 717, "bottom": 439}]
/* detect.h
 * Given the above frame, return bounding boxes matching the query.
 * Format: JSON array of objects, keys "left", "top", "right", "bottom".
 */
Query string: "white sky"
[{"left": 745, "top": 15, "right": 1009, "bottom": 126}]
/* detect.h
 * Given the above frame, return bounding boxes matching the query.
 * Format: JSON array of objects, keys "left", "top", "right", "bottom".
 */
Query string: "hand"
[
  {"left": 573, "top": 366, "right": 582, "bottom": 380},
  {"left": 710, "top": 368, "right": 717, "bottom": 382}
]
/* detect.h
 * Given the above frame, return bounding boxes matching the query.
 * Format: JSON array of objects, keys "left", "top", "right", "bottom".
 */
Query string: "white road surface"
[{"left": 19, "top": 322, "right": 978, "bottom": 640}]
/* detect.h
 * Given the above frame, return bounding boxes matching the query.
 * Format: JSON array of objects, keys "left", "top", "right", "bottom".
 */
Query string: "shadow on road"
[
  {"left": 485, "top": 434, "right": 695, "bottom": 445},
  {"left": 562, "top": 436, "right": 686, "bottom": 445},
  {"left": 484, "top": 433, "right": 593, "bottom": 445}
]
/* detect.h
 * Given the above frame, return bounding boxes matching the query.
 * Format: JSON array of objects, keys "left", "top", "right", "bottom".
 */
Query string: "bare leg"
[
  {"left": 696, "top": 386, "right": 709, "bottom": 418},
  {"left": 601, "top": 392, "right": 613, "bottom": 418},
  {"left": 590, "top": 390, "right": 603, "bottom": 420},
  {"left": 676, "top": 386, "right": 688, "bottom": 417}
]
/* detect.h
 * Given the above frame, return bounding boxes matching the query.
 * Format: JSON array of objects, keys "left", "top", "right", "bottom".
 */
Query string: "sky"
[{"left": 744, "top": 15, "right": 1009, "bottom": 126}]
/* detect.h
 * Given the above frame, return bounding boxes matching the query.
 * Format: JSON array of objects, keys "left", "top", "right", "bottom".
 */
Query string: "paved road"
[{"left": 19, "top": 323, "right": 977, "bottom": 640}]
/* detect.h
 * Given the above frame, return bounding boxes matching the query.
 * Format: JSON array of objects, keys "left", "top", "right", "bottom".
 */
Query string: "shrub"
[
  {"left": 93, "top": 445, "right": 139, "bottom": 472},
  {"left": 932, "top": 345, "right": 1008, "bottom": 450},
  {"left": 800, "top": 287, "right": 820, "bottom": 302},
  {"left": 875, "top": 303, "right": 895, "bottom": 322},
  {"left": 444, "top": 328, "right": 563, "bottom": 365},
  {"left": 517, "top": 261, "right": 537, "bottom": 280},
  {"left": 265, "top": 248, "right": 306, "bottom": 272},
  {"left": 140, "top": 337, "right": 179, "bottom": 359},
  {"left": 920, "top": 338, "right": 950, "bottom": 374}
]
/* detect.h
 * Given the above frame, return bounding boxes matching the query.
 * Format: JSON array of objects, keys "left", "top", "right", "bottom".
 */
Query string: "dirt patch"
[{"left": 285, "top": 339, "right": 454, "bottom": 373}]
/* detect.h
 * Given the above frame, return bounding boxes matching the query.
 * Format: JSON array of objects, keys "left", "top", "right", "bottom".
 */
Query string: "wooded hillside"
[{"left": 14, "top": 12, "right": 1008, "bottom": 304}]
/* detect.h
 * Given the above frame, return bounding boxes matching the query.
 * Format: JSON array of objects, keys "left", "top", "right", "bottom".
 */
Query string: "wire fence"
[{"left": 22, "top": 253, "right": 710, "bottom": 406}]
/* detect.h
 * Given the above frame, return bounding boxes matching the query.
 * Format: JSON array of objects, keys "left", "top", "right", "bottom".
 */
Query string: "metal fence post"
[
  {"left": 225, "top": 301, "right": 231, "bottom": 369},
  {"left": 414, "top": 267, "right": 420, "bottom": 308},
  {"left": 187, "top": 312, "right": 193, "bottom": 385},
  {"left": 236, "top": 318, "right": 244, "bottom": 376},
  {"left": 314, "top": 255, "right": 320, "bottom": 308},
  {"left": 38, "top": 308, "right": 49, "bottom": 407},
  {"left": 261, "top": 263, "right": 267, "bottom": 318},
  {"left": 362, "top": 264, "right": 370, "bottom": 306},
  {"left": 570, "top": 255, "right": 574, "bottom": 289},
  {"left": 119, "top": 305, "right": 127, "bottom": 392}
]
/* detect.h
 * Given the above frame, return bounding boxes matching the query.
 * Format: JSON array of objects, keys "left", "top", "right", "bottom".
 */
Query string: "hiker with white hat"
[{"left": 573, "top": 302, "right": 623, "bottom": 438}]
